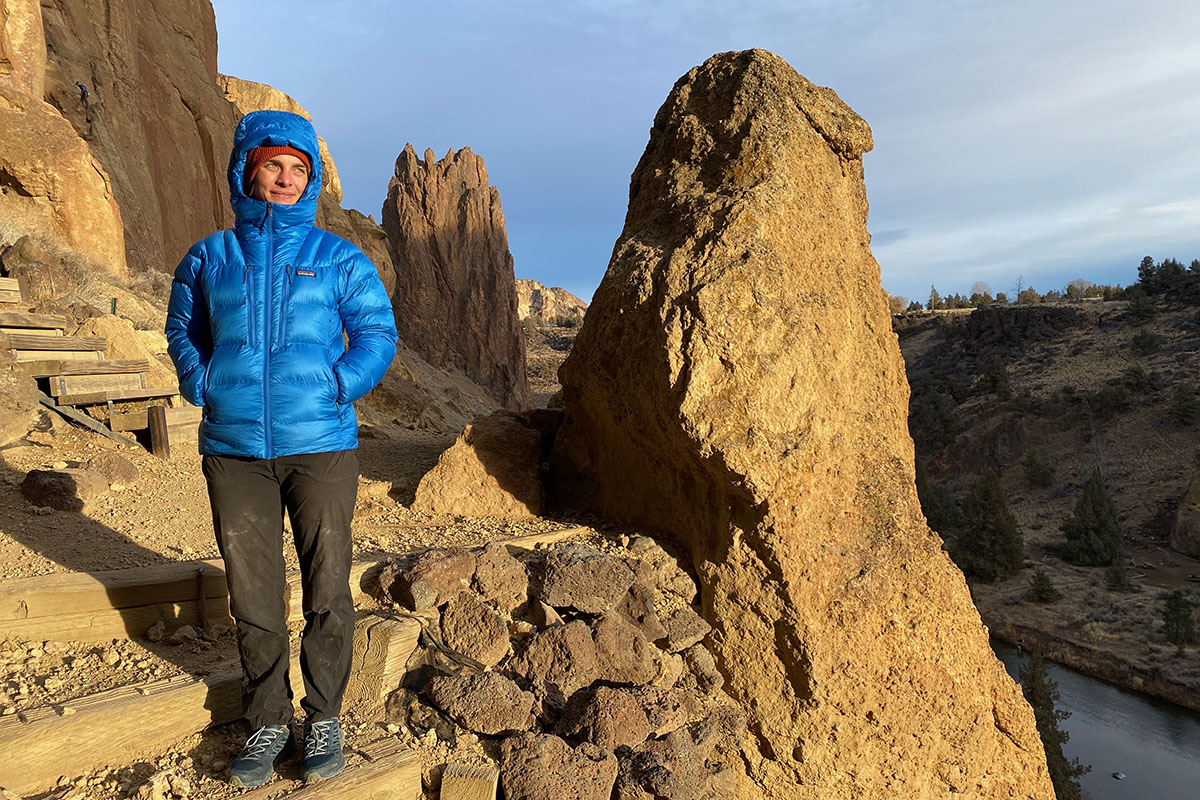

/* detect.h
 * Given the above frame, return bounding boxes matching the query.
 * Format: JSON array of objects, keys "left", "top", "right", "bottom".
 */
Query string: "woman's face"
[{"left": 249, "top": 154, "right": 309, "bottom": 205}]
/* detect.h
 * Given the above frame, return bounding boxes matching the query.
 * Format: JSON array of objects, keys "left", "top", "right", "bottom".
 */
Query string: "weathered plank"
[
  {"left": 37, "top": 392, "right": 141, "bottom": 448},
  {"left": 1, "top": 332, "right": 106, "bottom": 351},
  {"left": 0, "top": 671, "right": 242, "bottom": 796},
  {"left": 236, "top": 738, "right": 421, "bottom": 800},
  {"left": 0, "top": 615, "right": 421, "bottom": 798},
  {"left": 55, "top": 385, "right": 179, "bottom": 406},
  {"left": 0, "top": 326, "right": 60, "bottom": 336},
  {"left": 0, "top": 277, "right": 19, "bottom": 292},
  {"left": 0, "top": 289, "right": 22, "bottom": 304},
  {"left": 0, "top": 310, "right": 69, "bottom": 328},
  {"left": 0, "top": 559, "right": 229, "bottom": 622},
  {"left": 14, "top": 348, "right": 101, "bottom": 362},
  {"left": 18, "top": 358, "right": 147, "bottom": 378},
  {"left": 0, "top": 598, "right": 234, "bottom": 642},
  {"left": 345, "top": 616, "right": 420, "bottom": 711},
  {"left": 49, "top": 372, "right": 145, "bottom": 397},
  {"left": 441, "top": 763, "right": 500, "bottom": 800}
]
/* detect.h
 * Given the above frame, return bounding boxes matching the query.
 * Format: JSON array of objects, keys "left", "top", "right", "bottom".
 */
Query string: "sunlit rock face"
[{"left": 551, "top": 49, "right": 1053, "bottom": 799}]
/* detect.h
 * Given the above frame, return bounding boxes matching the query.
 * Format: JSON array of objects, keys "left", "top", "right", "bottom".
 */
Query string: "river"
[{"left": 993, "top": 641, "right": 1200, "bottom": 800}]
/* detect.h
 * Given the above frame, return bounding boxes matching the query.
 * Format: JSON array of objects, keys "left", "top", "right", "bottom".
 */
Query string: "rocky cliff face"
[
  {"left": 38, "top": 0, "right": 238, "bottom": 274},
  {"left": 515, "top": 280, "right": 587, "bottom": 325},
  {"left": 0, "top": 0, "right": 126, "bottom": 275},
  {"left": 551, "top": 50, "right": 1052, "bottom": 798},
  {"left": 383, "top": 145, "right": 529, "bottom": 410},
  {"left": 217, "top": 74, "right": 396, "bottom": 297}
]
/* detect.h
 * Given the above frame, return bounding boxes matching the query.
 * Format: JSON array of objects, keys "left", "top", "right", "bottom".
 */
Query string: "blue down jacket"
[{"left": 165, "top": 110, "right": 397, "bottom": 458}]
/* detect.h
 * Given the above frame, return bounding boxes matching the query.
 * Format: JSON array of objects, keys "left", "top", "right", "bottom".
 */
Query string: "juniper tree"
[
  {"left": 1164, "top": 590, "right": 1194, "bottom": 654},
  {"left": 951, "top": 470, "right": 1023, "bottom": 582},
  {"left": 1028, "top": 568, "right": 1061, "bottom": 603},
  {"left": 1062, "top": 471, "right": 1123, "bottom": 567},
  {"left": 1020, "top": 651, "right": 1089, "bottom": 800},
  {"left": 915, "top": 461, "right": 963, "bottom": 537}
]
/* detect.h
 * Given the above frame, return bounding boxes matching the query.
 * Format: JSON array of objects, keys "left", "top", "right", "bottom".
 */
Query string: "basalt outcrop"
[
  {"left": 550, "top": 50, "right": 1052, "bottom": 798},
  {"left": 516, "top": 279, "right": 588, "bottom": 326},
  {"left": 382, "top": 145, "right": 529, "bottom": 410}
]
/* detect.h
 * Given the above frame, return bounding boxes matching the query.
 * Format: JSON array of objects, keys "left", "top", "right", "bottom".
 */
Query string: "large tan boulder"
[
  {"left": 515, "top": 279, "right": 588, "bottom": 325},
  {"left": 550, "top": 50, "right": 1052, "bottom": 798},
  {"left": 0, "top": 87, "right": 126, "bottom": 276},
  {"left": 1171, "top": 466, "right": 1200, "bottom": 557},
  {"left": 0, "top": 0, "right": 46, "bottom": 98},
  {"left": 39, "top": 0, "right": 238, "bottom": 274},
  {"left": 382, "top": 145, "right": 529, "bottom": 410},
  {"left": 411, "top": 410, "right": 544, "bottom": 519}
]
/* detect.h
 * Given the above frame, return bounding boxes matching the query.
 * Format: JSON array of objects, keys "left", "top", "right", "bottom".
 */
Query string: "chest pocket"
[{"left": 281, "top": 263, "right": 339, "bottom": 347}]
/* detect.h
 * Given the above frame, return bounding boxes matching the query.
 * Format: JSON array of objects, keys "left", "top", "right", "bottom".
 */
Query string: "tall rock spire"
[{"left": 383, "top": 144, "right": 529, "bottom": 410}]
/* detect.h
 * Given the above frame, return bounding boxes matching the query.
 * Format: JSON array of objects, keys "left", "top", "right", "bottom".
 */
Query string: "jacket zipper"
[
  {"left": 263, "top": 205, "right": 274, "bottom": 456},
  {"left": 244, "top": 265, "right": 255, "bottom": 347},
  {"left": 280, "top": 264, "right": 293, "bottom": 345}
]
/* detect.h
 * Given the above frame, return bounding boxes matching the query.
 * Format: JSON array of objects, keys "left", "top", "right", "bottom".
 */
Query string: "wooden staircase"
[{"left": 0, "top": 277, "right": 197, "bottom": 455}]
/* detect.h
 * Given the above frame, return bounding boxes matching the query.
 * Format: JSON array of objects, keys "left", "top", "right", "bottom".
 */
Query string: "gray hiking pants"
[{"left": 202, "top": 449, "right": 358, "bottom": 729}]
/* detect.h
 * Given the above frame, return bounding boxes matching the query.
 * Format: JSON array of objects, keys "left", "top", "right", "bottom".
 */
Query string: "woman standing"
[{"left": 166, "top": 110, "right": 397, "bottom": 787}]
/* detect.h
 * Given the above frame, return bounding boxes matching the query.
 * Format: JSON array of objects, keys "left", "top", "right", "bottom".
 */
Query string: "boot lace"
[
  {"left": 240, "top": 725, "right": 288, "bottom": 760},
  {"left": 305, "top": 718, "right": 341, "bottom": 757}
]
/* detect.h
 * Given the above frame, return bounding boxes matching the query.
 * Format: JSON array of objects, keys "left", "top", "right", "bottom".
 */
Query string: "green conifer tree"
[
  {"left": 951, "top": 470, "right": 1023, "bottom": 582},
  {"left": 915, "top": 461, "right": 963, "bottom": 536},
  {"left": 1062, "top": 471, "right": 1123, "bottom": 567},
  {"left": 1164, "top": 590, "right": 1195, "bottom": 654},
  {"left": 1020, "top": 651, "right": 1089, "bottom": 800}
]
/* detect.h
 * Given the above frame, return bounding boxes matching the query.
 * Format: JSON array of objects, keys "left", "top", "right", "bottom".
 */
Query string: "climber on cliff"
[
  {"left": 75, "top": 81, "right": 89, "bottom": 106},
  {"left": 165, "top": 110, "right": 396, "bottom": 788}
]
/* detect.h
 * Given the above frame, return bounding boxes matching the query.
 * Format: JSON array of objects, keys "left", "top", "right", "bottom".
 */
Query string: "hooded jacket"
[{"left": 166, "top": 110, "right": 397, "bottom": 459}]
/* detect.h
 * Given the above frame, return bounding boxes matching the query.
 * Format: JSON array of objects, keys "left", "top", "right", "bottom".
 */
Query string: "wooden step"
[
  {"left": 1, "top": 332, "right": 106, "bottom": 351},
  {"left": 54, "top": 385, "right": 180, "bottom": 406},
  {"left": 0, "top": 326, "right": 60, "bottom": 336},
  {"left": 14, "top": 349, "right": 102, "bottom": 362},
  {"left": 48, "top": 372, "right": 146, "bottom": 397},
  {"left": 111, "top": 403, "right": 201, "bottom": 433},
  {"left": 442, "top": 763, "right": 500, "bottom": 800},
  {"left": 0, "top": 310, "right": 69, "bottom": 329},
  {"left": 0, "top": 290, "right": 22, "bottom": 304},
  {"left": 37, "top": 391, "right": 141, "bottom": 448},
  {"left": 18, "top": 358, "right": 150, "bottom": 378},
  {"left": 0, "top": 613, "right": 421, "bottom": 797},
  {"left": 236, "top": 738, "right": 420, "bottom": 799}
]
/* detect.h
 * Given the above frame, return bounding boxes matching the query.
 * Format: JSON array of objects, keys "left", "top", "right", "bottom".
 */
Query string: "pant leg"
[
  {"left": 278, "top": 450, "right": 358, "bottom": 721},
  {"left": 203, "top": 454, "right": 293, "bottom": 729}
]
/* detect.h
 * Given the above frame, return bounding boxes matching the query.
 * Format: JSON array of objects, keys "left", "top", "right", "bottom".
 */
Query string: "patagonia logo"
[{"left": 295, "top": 269, "right": 317, "bottom": 278}]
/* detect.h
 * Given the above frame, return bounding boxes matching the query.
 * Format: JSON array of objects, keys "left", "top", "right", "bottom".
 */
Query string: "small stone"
[
  {"left": 440, "top": 594, "right": 509, "bottom": 667},
  {"left": 541, "top": 545, "right": 635, "bottom": 614},
  {"left": 168, "top": 625, "right": 198, "bottom": 644},
  {"left": 101, "top": 648, "right": 120, "bottom": 666},
  {"left": 52, "top": 461, "right": 68, "bottom": 469},
  {"left": 145, "top": 620, "right": 166, "bottom": 642},
  {"left": 659, "top": 607, "right": 711, "bottom": 652}
]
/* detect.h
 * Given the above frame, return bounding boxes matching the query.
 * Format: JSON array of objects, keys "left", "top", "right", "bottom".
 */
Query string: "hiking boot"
[
  {"left": 302, "top": 717, "right": 345, "bottom": 782},
  {"left": 229, "top": 723, "right": 293, "bottom": 788}
]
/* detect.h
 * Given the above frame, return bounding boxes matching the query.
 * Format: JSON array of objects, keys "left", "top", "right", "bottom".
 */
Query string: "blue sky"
[{"left": 210, "top": 0, "right": 1200, "bottom": 304}]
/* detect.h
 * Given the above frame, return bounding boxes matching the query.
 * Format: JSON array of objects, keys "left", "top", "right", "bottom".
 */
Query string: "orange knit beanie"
[{"left": 243, "top": 145, "right": 312, "bottom": 191}]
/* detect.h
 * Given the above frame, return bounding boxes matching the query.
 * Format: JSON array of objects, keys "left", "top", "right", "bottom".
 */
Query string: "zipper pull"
[{"left": 243, "top": 264, "right": 250, "bottom": 283}]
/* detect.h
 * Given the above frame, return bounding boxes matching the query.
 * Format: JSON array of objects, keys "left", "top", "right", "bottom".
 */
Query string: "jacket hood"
[{"left": 228, "top": 110, "right": 322, "bottom": 228}]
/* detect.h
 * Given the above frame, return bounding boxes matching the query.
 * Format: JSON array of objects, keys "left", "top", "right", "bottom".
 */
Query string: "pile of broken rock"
[{"left": 375, "top": 537, "right": 750, "bottom": 799}]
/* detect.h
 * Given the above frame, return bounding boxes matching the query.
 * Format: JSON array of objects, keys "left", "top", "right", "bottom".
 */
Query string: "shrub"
[
  {"left": 1168, "top": 383, "right": 1200, "bottom": 426},
  {"left": 908, "top": 389, "right": 960, "bottom": 450},
  {"left": 1061, "top": 470, "right": 1123, "bottom": 566},
  {"left": 1105, "top": 558, "right": 1131, "bottom": 591},
  {"left": 1022, "top": 448, "right": 1055, "bottom": 489},
  {"left": 1088, "top": 384, "right": 1133, "bottom": 420},
  {"left": 1164, "top": 590, "right": 1195, "bottom": 653},
  {"left": 1120, "top": 365, "right": 1158, "bottom": 394},
  {"left": 978, "top": 358, "right": 1012, "bottom": 399},
  {"left": 1028, "top": 568, "right": 1061, "bottom": 602},
  {"left": 950, "top": 470, "right": 1023, "bottom": 582},
  {"left": 1130, "top": 330, "right": 1164, "bottom": 355}
]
